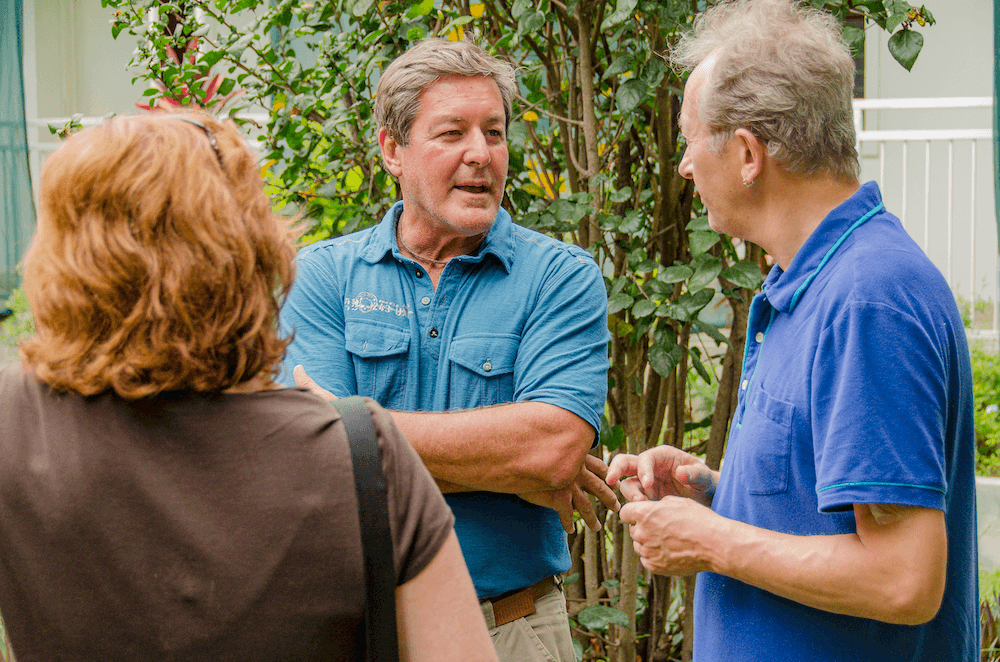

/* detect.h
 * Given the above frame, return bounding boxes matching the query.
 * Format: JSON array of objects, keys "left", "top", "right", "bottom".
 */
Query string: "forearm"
[
  {"left": 708, "top": 506, "right": 946, "bottom": 624},
  {"left": 391, "top": 401, "right": 594, "bottom": 493}
]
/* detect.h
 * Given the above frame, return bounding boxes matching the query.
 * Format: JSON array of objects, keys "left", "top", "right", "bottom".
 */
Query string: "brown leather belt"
[{"left": 482, "top": 576, "right": 557, "bottom": 628}]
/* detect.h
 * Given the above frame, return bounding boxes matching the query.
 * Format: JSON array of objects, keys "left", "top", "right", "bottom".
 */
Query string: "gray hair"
[
  {"left": 374, "top": 38, "right": 518, "bottom": 146},
  {"left": 671, "top": 0, "right": 859, "bottom": 180}
]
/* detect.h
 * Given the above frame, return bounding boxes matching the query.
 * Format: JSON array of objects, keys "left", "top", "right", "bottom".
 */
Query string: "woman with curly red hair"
[{"left": 0, "top": 113, "right": 495, "bottom": 662}]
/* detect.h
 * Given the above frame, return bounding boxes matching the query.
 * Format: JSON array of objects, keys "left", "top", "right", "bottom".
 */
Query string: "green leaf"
[
  {"left": 610, "top": 186, "right": 633, "bottom": 203},
  {"left": 721, "top": 261, "right": 764, "bottom": 290},
  {"left": 599, "top": 419, "right": 626, "bottom": 451},
  {"left": 887, "top": 29, "right": 923, "bottom": 71},
  {"left": 511, "top": 0, "right": 534, "bottom": 20},
  {"left": 407, "top": 0, "right": 434, "bottom": 17},
  {"left": 563, "top": 572, "right": 580, "bottom": 585},
  {"left": 688, "top": 346, "right": 714, "bottom": 384},
  {"left": 632, "top": 299, "right": 658, "bottom": 318},
  {"left": 607, "top": 292, "right": 635, "bottom": 315},
  {"left": 663, "top": 288, "right": 715, "bottom": 322},
  {"left": 603, "top": 0, "right": 638, "bottom": 27},
  {"left": 517, "top": 10, "right": 545, "bottom": 36},
  {"left": 688, "top": 257, "right": 723, "bottom": 292},
  {"left": 693, "top": 319, "right": 730, "bottom": 346},
  {"left": 572, "top": 638, "right": 583, "bottom": 662},
  {"left": 601, "top": 579, "right": 621, "bottom": 590},
  {"left": 658, "top": 265, "right": 693, "bottom": 283},
  {"left": 842, "top": 25, "right": 864, "bottom": 54},
  {"left": 689, "top": 230, "right": 720, "bottom": 256},
  {"left": 686, "top": 215, "right": 711, "bottom": 231},
  {"left": 634, "top": 259, "right": 659, "bottom": 273},
  {"left": 648, "top": 340, "right": 683, "bottom": 379},
  {"left": 353, "top": 0, "right": 375, "bottom": 17},
  {"left": 604, "top": 54, "right": 634, "bottom": 80},
  {"left": 407, "top": 26, "right": 427, "bottom": 41},
  {"left": 616, "top": 78, "right": 646, "bottom": 114},
  {"left": 577, "top": 604, "right": 631, "bottom": 631}
]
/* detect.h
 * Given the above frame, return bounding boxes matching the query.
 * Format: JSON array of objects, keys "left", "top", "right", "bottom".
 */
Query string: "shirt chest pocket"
[
  {"left": 447, "top": 335, "right": 519, "bottom": 409},
  {"left": 345, "top": 320, "right": 410, "bottom": 410},
  {"left": 736, "top": 385, "right": 795, "bottom": 496}
]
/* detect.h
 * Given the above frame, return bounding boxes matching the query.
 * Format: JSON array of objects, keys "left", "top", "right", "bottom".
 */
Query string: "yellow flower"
[
  {"left": 523, "top": 111, "right": 539, "bottom": 122},
  {"left": 260, "top": 159, "right": 277, "bottom": 178},
  {"left": 448, "top": 25, "right": 464, "bottom": 41},
  {"left": 470, "top": 4, "right": 485, "bottom": 17}
]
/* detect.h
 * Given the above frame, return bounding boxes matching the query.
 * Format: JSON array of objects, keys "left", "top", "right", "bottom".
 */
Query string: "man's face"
[
  {"left": 677, "top": 59, "right": 746, "bottom": 238},
  {"left": 381, "top": 74, "right": 509, "bottom": 240}
]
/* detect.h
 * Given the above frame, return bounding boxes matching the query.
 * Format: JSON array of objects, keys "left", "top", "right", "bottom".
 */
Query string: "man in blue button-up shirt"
[
  {"left": 280, "top": 38, "right": 616, "bottom": 662},
  {"left": 607, "top": 1, "right": 978, "bottom": 660}
]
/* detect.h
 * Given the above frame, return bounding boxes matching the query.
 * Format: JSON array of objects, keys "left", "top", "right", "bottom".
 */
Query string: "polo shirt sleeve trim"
[{"left": 817, "top": 480, "right": 946, "bottom": 514}]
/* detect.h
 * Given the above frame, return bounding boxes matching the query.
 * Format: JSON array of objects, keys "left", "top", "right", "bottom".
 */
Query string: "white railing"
[
  {"left": 25, "top": 101, "right": 999, "bottom": 338},
  {"left": 854, "top": 97, "right": 997, "bottom": 343}
]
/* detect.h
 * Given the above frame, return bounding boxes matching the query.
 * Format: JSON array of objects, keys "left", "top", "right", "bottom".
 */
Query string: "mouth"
[{"left": 455, "top": 184, "right": 491, "bottom": 194}]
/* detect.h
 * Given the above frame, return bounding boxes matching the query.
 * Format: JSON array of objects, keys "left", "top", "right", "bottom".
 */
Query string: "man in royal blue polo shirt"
[
  {"left": 607, "top": 0, "right": 978, "bottom": 660},
  {"left": 280, "top": 38, "right": 617, "bottom": 661}
]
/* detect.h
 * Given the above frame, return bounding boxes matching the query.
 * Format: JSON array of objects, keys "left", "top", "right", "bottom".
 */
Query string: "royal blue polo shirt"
[
  {"left": 279, "top": 202, "right": 610, "bottom": 599},
  {"left": 694, "top": 182, "right": 978, "bottom": 660}
]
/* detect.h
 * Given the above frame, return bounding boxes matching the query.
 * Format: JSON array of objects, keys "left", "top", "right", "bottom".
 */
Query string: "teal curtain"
[{"left": 0, "top": 0, "right": 35, "bottom": 302}]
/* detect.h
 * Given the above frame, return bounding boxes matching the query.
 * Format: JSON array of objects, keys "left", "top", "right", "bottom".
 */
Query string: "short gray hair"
[
  {"left": 671, "top": 0, "right": 859, "bottom": 180},
  {"left": 374, "top": 38, "right": 517, "bottom": 146}
]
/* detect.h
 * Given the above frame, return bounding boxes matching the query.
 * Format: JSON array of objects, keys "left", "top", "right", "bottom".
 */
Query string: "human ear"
[
  {"left": 733, "top": 127, "right": 764, "bottom": 187},
  {"left": 378, "top": 127, "right": 404, "bottom": 178}
]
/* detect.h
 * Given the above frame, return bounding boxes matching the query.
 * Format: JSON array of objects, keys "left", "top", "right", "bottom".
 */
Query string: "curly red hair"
[{"left": 21, "top": 113, "right": 298, "bottom": 398}]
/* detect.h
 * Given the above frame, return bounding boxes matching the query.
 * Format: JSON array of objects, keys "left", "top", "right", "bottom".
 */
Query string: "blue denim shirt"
[{"left": 280, "top": 202, "right": 610, "bottom": 598}]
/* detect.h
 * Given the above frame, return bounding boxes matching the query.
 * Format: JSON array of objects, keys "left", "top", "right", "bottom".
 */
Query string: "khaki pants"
[{"left": 481, "top": 584, "right": 576, "bottom": 662}]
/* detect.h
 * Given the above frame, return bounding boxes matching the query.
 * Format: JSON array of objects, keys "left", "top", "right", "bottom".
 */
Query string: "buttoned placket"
[{"left": 734, "top": 292, "right": 778, "bottom": 432}]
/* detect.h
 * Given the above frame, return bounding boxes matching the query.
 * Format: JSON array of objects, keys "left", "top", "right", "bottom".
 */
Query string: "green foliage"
[
  {"left": 0, "top": 286, "right": 35, "bottom": 350},
  {"left": 971, "top": 343, "right": 1000, "bottom": 476}
]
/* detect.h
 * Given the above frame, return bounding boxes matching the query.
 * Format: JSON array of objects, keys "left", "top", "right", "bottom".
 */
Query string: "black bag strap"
[{"left": 332, "top": 396, "right": 399, "bottom": 662}]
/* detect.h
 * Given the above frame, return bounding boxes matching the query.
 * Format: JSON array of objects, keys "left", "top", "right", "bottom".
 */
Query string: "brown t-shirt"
[{"left": 0, "top": 362, "right": 454, "bottom": 661}]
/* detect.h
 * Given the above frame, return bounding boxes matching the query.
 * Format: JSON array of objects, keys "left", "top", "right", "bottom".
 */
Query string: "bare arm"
[
  {"left": 390, "top": 401, "right": 593, "bottom": 492},
  {"left": 294, "top": 366, "right": 620, "bottom": 530},
  {"left": 620, "top": 498, "right": 947, "bottom": 625},
  {"left": 396, "top": 530, "right": 498, "bottom": 662}
]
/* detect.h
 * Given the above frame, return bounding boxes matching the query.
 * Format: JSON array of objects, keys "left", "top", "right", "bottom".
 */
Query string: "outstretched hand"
[
  {"left": 294, "top": 365, "right": 337, "bottom": 401},
  {"left": 606, "top": 446, "right": 717, "bottom": 507},
  {"left": 518, "top": 454, "right": 621, "bottom": 533}
]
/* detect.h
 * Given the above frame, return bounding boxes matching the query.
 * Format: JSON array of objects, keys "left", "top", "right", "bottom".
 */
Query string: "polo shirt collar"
[
  {"left": 361, "top": 201, "right": 515, "bottom": 273},
  {"left": 761, "top": 181, "right": 885, "bottom": 314}
]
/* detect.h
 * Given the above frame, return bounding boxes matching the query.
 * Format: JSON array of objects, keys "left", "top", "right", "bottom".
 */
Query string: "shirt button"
[
  {"left": 483, "top": 361, "right": 492, "bottom": 372},
  {"left": 429, "top": 328, "right": 439, "bottom": 338},
  {"left": 741, "top": 380, "right": 748, "bottom": 390},
  {"left": 755, "top": 332, "right": 764, "bottom": 343},
  {"left": 421, "top": 296, "right": 431, "bottom": 305},
  {"left": 415, "top": 270, "right": 424, "bottom": 278}
]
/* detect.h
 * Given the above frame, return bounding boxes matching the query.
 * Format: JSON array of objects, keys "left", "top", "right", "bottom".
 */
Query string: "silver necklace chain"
[{"left": 396, "top": 226, "right": 450, "bottom": 267}]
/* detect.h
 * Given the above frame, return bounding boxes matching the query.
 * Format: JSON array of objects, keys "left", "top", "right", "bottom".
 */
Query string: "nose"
[
  {"left": 678, "top": 145, "right": 693, "bottom": 180},
  {"left": 465, "top": 130, "right": 491, "bottom": 167}
]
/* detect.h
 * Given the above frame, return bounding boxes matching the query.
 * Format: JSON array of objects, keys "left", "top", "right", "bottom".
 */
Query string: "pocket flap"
[
  {"left": 449, "top": 335, "right": 519, "bottom": 377},
  {"left": 345, "top": 320, "right": 410, "bottom": 358}
]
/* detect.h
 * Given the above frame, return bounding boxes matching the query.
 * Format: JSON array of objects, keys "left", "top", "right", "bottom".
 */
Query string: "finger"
[
  {"left": 294, "top": 365, "right": 336, "bottom": 401},
  {"left": 619, "top": 477, "right": 648, "bottom": 503},
  {"left": 606, "top": 453, "right": 638, "bottom": 487},
  {"left": 618, "top": 500, "right": 648, "bottom": 525},
  {"left": 636, "top": 450, "right": 661, "bottom": 492},
  {"left": 584, "top": 453, "right": 609, "bottom": 480},
  {"left": 578, "top": 463, "right": 621, "bottom": 512},
  {"left": 572, "top": 487, "right": 601, "bottom": 532},
  {"left": 554, "top": 492, "right": 575, "bottom": 534}
]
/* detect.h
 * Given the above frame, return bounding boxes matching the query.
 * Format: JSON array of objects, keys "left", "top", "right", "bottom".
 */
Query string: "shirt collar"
[
  {"left": 762, "top": 181, "right": 885, "bottom": 313},
  {"left": 361, "top": 201, "right": 514, "bottom": 273}
]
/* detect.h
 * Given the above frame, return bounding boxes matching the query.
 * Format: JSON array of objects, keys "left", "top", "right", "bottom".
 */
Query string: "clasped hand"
[{"left": 606, "top": 446, "right": 722, "bottom": 576}]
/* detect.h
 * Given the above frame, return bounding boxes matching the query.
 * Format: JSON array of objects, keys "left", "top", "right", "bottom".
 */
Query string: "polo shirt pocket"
[
  {"left": 739, "top": 385, "right": 794, "bottom": 496},
  {"left": 345, "top": 320, "right": 410, "bottom": 410},
  {"left": 448, "top": 334, "right": 518, "bottom": 409}
]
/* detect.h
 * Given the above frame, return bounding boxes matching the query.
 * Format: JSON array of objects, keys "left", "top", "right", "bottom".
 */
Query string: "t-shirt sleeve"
[
  {"left": 812, "top": 300, "right": 949, "bottom": 513},
  {"left": 365, "top": 397, "right": 454, "bottom": 585}
]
